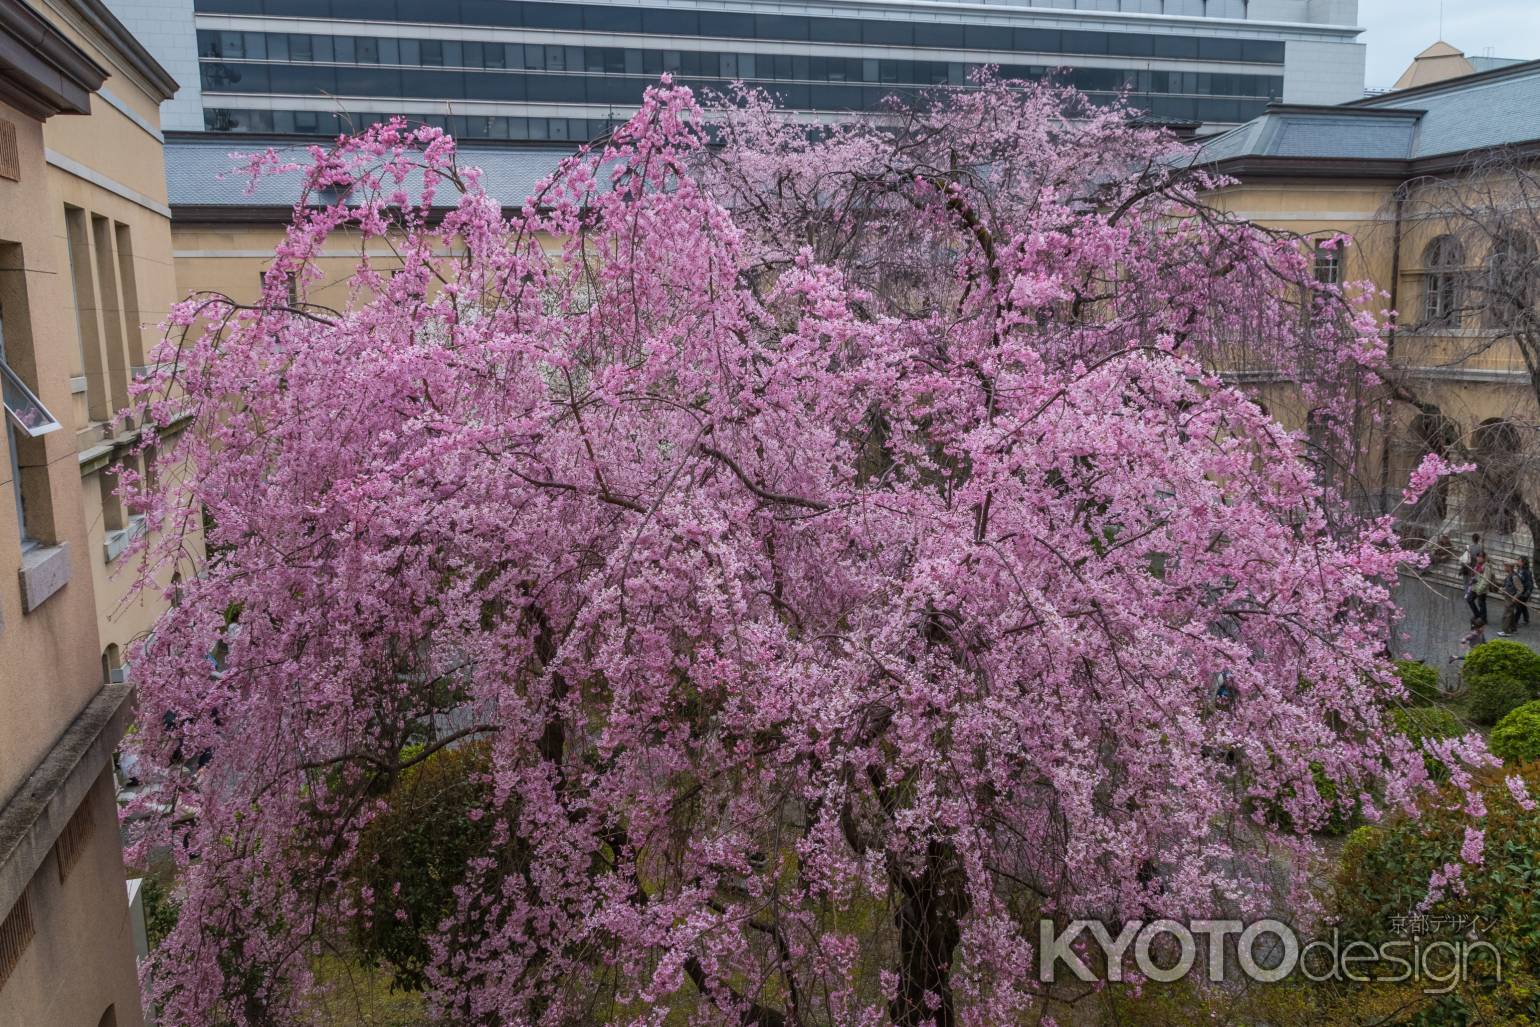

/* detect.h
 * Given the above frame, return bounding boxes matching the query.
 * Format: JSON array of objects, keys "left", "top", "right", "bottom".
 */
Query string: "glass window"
[
  {"left": 244, "top": 32, "right": 267, "bottom": 60},
  {"left": 755, "top": 14, "right": 808, "bottom": 41},
  {"left": 699, "top": 12, "right": 754, "bottom": 38},
  {"left": 810, "top": 17, "right": 860, "bottom": 44},
  {"left": 862, "top": 21, "right": 912, "bottom": 46},
  {"left": 603, "top": 48, "right": 625, "bottom": 74},
  {"left": 643, "top": 9, "right": 697, "bottom": 34},
  {"left": 442, "top": 41, "right": 462, "bottom": 67},
  {"left": 963, "top": 25, "right": 997, "bottom": 51},
  {"left": 1198, "top": 38, "right": 1245, "bottom": 62},
  {"left": 420, "top": 39, "right": 443, "bottom": 66},
  {"left": 523, "top": 3, "right": 582, "bottom": 30},
  {"left": 1153, "top": 35, "right": 1199, "bottom": 60},
  {"left": 219, "top": 30, "right": 244, "bottom": 58},
  {"left": 585, "top": 6, "right": 640, "bottom": 32},
  {"left": 333, "top": 36, "right": 355, "bottom": 62},
  {"left": 1312, "top": 240, "right": 1342, "bottom": 286},
  {"left": 1015, "top": 28, "right": 1060, "bottom": 52},
  {"left": 1108, "top": 33, "right": 1153, "bottom": 57},
  {"left": 355, "top": 37, "right": 378, "bottom": 63},
  {"left": 463, "top": 41, "right": 483, "bottom": 67},
  {"left": 461, "top": 0, "right": 521, "bottom": 27},
  {"left": 0, "top": 348, "right": 61, "bottom": 439},
  {"left": 313, "top": 35, "right": 333, "bottom": 62},
  {"left": 625, "top": 49, "right": 642, "bottom": 75},
  {"left": 1062, "top": 31, "right": 1107, "bottom": 55},
  {"left": 267, "top": 32, "right": 289, "bottom": 60},
  {"left": 720, "top": 53, "right": 737, "bottom": 79},
  {"left": 1243, "top": 40, "right": 1287, "bottom": 63},
  {"left": 378, "top": 38, "right": 398, "bottom": 64},
  {"left": 914, "top": 22, "right": 965, "bottom": 49}
]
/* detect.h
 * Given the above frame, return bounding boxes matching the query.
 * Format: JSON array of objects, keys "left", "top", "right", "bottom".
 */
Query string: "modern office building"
[{"left": 105, "top": 0, "right": 1366, "bottom": 140}]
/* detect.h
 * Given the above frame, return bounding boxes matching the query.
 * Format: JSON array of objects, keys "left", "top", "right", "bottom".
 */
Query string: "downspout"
[{"left": 1378, "top": 185, "right": 1407, "bottom": 512}]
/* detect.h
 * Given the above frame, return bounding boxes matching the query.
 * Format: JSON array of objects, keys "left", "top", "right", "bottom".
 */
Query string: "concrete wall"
[
  {"left": 0, "top": 771, "right": 144, "bottom": 1027},
  {"left": 0, "top": 90, "right": 145, "bottom": 1027},
  {"left": 1283, "top": 39, "right": 1368, "bottom": 103},
  {"left": 103, "top": 0, "right": 203, "bottom": 132}
]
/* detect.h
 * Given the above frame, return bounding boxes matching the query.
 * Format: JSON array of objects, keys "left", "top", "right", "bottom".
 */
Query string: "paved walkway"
[{"left": 1394, "top": 573, "right": 1540, "bottom": 690}]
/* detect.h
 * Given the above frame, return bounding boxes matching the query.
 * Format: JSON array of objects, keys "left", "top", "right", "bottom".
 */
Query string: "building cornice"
[
  {"left": 1204, "top": 139, "right": 1540, "bottom": 184},
  {"left": 53, "top": 0, "right": 178, "bottom": 101},
  {"left": 0, "top": 0, "right": 105, "bottom": 118},
  {"left": 0, "top": 684, "right": 134, "bottom": 923}
]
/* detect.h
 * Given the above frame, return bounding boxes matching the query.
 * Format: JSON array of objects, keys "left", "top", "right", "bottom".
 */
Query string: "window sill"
[
  {"left": 19, "top": 541, "right": 70, "bottom": 613},
  {"left": 103, "top": 515, "right": 146, "bottom": 564}
]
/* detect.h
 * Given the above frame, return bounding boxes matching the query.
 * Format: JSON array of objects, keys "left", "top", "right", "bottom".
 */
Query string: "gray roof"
[
  {"left": 1195, "top": 59, "right": 1540, "bottom": 168},
  {"left": 165, "top": 138, "right": 576, "bottom": 210}
]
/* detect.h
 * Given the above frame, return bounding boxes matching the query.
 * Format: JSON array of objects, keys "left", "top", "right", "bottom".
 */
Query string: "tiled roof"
[
  {"left": 165, "top": 138, "right": 578, "bottom": 209},
  {"left": 1195, "top": 60, "right": 1540, "bottom": 168}
]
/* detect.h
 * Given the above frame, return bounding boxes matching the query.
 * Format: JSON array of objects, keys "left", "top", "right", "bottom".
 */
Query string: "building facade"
[
  {"left": 1196, "top": 55, "right": 1540, "bottom": 663},
  {"left": 106, "top": 0, "right": 1365, "bottom": 139},
  {"left": 1, "top": 0, "right": 183, "bottom": 1022}
]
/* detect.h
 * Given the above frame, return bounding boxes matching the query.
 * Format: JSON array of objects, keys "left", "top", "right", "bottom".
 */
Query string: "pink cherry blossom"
[{"left": 116, "top": 77, "right": 1485, "bottom": 1026}]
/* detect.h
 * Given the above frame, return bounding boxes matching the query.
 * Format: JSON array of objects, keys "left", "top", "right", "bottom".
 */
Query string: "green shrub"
[
  {"left": 1393, "top": 659, "right": 1442, "bottom": 705},
  {"left": 1391, "top": 705, "right": 1465, "bottom": 779},
  {"left": 1492, "top": 700, "right": 1540, "bottom": 764},
  {"left": 1326, "top": 765, "right": 1540, "bottom": 1026},
  {"left": 353, "top": 741, "right": 495, "bottom": 992},
  {"left": 1463, "top": 638, "right": 1540, "bottom": 690},
  {"left": 1467, "top": 672, "right": 1532, "bottom": 725}
]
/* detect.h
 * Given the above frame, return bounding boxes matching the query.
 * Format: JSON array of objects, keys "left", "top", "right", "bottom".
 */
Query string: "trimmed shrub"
[
  {"left": 1327, "top": 766, "right": 1540, "bottom": 1026},
  {"left": 1492, "top": 700, "right": 1540, "bottom": 764},
  {"left": 1467, "top": 672, "right": 1532, "bottom": 726},
  {"left": 1463, "top": 638, "right": 1540, "bottom": 690},
  {"left": 1393, "top": 658, "right": 1441, "bottom": 705}
]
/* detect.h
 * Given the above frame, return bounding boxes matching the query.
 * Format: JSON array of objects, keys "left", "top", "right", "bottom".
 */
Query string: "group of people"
[{"left": 1460, "top": 533, "right": 1535, "bottom": 650}]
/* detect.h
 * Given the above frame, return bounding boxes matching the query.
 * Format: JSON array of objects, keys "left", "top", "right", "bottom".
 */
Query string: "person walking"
[
  {"left": 1521, "top": 557, "right": 1534, "bottom": 628},
  {"left": 1500, "top": 561, "right": 1523, "bottom": 636},
  {"left": 1462, "top": 534, "right": 1486, "bottom": 579},
  {"left": 1473, "top": 556, "right": 1494, "bottom": 625},
  {"left": 1452, "top": 616, "right": 1487, "bottom": 662}
]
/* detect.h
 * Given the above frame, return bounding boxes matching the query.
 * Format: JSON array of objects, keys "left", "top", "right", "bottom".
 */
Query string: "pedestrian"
[
  {"left": 1452, "top": 617, "right": 1487, "bottom": 662},
  {"left": 1521, "top": 556, "right": 1534, "bottom": 627},
  {"left": 1500, "top": 561, "right": 1523, "bottom": 636},
  {"left": 1462, "top": 533, "right": 1486, "bottom": 579},
  {"left": 1473, "top": 556, "right": 1494, "bottom": 624},
  {"left": 1465, "top": 564, "right": 1481, "bottom": 621}
]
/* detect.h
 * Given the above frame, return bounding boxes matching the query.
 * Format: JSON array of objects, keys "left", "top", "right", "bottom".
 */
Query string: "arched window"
[
  {"left": 1411, "top": 412, "right": 1457, "bottom": 521},
  {"left": 102, "top": 643, "right": 123, "bottom": 684},
  {"left": 1483, "top": 230, "right": 1537, "bottom": 329},
  {"left": 1474, "top": 417, "right": 1523, "bottom": 534},
  {"left": 1422, "top": 235, "right": 1465, "bottom": 328}
]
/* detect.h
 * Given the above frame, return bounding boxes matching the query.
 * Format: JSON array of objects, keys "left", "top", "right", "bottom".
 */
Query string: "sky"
[{"left": 1359, "top": 0, "right": 1540, "bottom": 90}]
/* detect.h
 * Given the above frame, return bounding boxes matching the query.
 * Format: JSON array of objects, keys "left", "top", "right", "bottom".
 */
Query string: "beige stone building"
[
  {"left": 165, "top": 137, "right": 569, "bottom": 305},
  {"left": 0, "top": 0, "right": 182, "bottom": 1022},
  {"left": 1198, "top": 56, "right": 1540, "bottom": 539}
]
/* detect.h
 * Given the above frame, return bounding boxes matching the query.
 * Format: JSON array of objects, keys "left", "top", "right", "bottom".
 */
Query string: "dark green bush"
[
  {"left": 1393, "top": 658, "right": 1442, "bottom": 705},
  {"left": 353, "top": 740, "right": 494, "bottom": 992},
  {"left": 1463, "top": 638, "right": 1540, "bottom": 690},
  {"left": 1467, "top": 672, "right": 1532, "bottom": 725},
  {"left": 1492, "top": 700, "right": 1540, "bottom": 764}
]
